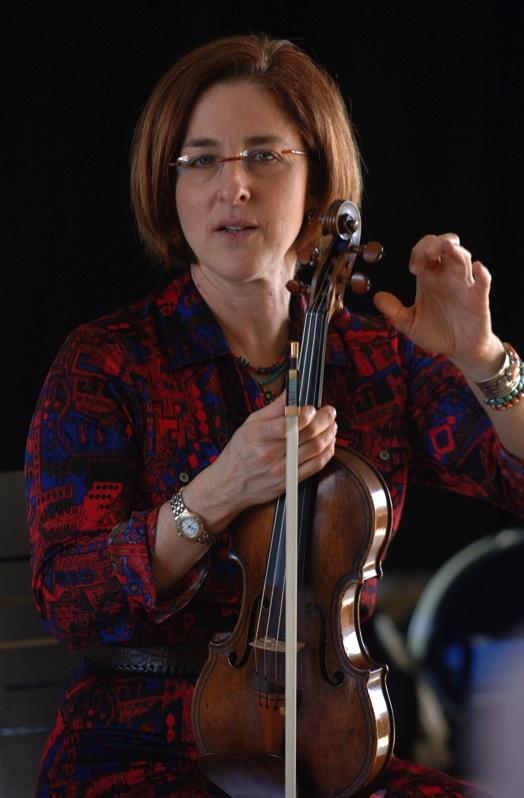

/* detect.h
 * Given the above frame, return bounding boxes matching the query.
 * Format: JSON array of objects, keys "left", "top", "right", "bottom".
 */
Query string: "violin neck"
[
  {"left": 262, "top": 307, "right": 330, "bottom": 620},
  {"left": 297, "top": 308, "right": 329, "bottom": 410}
]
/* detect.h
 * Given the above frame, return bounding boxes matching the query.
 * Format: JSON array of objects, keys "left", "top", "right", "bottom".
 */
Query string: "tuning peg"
[
  {"left": 286, "top": 279, "right": 311, "bottom": 296},
  {"left": 350, "top": 241, "right": 384, "bottom": 264},
  {"left": 350, "top": 273, "right": 371, "bottom": 294}
]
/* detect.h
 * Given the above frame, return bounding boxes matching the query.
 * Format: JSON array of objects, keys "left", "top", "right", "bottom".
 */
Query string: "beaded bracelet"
[{"left": 477, "top": 343, "right": 524, "bottom": 411}]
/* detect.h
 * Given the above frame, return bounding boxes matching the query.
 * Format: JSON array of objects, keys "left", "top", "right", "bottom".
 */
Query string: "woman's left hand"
[{"left": 373, "top": 233, "right": 504, "bottom": 378}]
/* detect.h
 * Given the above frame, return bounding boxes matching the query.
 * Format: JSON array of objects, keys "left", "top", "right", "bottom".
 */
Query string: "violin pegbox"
[
  {"left": 289, "top": 200, "right": 384, "bottom": 317},
  {"left": 320, "top": 200, "right": 384, "bottom": 308}
]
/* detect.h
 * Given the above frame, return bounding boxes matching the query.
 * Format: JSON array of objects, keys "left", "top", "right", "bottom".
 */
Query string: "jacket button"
[
  {"left": 379, "top": 449, "right": 390, "bottom": 462},
  {"left": 179, "top": 472, "right": 190, "bottom": 483}
]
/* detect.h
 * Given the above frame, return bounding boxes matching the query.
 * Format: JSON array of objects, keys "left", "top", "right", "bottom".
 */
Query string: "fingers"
[
  {"left": 373, "top": 291, "right": 414, "bottom": 335},
  {"left": 246, "top": 391, "right": 334, "bottom": 444},
  {"left": 472, "top": 259, "right": 491, "bottom": 288},
  {"left": 243, "top": 392, "right": 290, "bottom": 443},
  {"left": 261, "top": 403, "right": 337, "bottom": 470},
  {"left": 298, "top": 404, "right": 336, "bottom": 447},
  {"left": 410, "top": 233, "right": 475, "bottom": 284},
  {"left": 222, "top": 399, "right": 338, "bottom": 510},
  {"left": 263, "top": 404, "right": 338, "bottom": 483},
  {"left": 298, "top": 414, "right": 337, "bottom": 471},
  {"left": 239, "top": 396, "right": 336, "bottom": 463},
  {"left": 410, "top": 233, "right": 460, "bottom": 270}
]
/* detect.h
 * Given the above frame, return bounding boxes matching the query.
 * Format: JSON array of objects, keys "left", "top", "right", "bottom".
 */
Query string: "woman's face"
[{"left": 175, "top": 80, "right": 311, "bottom": 288}]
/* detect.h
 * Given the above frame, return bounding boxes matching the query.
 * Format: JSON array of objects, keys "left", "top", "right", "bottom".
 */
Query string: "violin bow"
[{"left": 285, "top": 341, "right": 300, "bottom": 797}]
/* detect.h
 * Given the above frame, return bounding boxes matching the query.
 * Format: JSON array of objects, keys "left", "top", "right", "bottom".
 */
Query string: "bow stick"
[{"left": 285, "top": 341, "right": 300, "bottom": 798}]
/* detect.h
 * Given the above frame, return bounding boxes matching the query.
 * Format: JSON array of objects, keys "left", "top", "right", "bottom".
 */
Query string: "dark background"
[{"left": 5, "top": 2, "right": 524, "bottom": 569}]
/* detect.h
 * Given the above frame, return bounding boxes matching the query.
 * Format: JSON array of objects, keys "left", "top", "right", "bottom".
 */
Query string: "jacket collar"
[{"left": 158, "top": 269, "right": 352, "bottom": 371}]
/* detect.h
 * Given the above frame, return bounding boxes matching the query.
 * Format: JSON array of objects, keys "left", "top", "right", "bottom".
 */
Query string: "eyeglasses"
[{"left": 170, "top": 148, "right": 308, "bottom": 181}]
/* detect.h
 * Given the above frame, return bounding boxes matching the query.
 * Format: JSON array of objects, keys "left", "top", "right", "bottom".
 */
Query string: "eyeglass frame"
[{"left": 169, "top": 147, "right": 308, "bottom": 174}]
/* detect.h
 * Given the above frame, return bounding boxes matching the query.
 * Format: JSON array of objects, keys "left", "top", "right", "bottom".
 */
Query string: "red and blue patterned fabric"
[{"left": 26, "top": 270, "right": 524, "bottom": 796}]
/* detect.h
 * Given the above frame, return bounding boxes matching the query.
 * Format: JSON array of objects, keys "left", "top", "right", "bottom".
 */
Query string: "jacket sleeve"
[
  {"left": 25, "top": 325, "right": 209, "bottom": 649},
  {"left": 402, "top": 336, "right": 524, "bottom": 517}
]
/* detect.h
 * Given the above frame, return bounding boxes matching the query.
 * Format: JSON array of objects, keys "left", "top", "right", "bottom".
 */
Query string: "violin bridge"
[{"left": 249, "top": 636, "right": 305, "bottom": 653}]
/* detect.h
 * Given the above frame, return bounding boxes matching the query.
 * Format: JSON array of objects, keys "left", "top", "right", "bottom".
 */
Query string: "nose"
[{"left": 216, "top": 160, "right": 251, "bottom": 204}]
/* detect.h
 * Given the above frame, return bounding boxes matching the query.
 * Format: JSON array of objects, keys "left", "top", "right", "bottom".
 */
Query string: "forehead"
[{"left": 183, "top": 80, "right": 302, "bottom": 146}]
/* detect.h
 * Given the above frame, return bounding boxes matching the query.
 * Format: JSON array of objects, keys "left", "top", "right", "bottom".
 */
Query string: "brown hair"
[{"left": 130, "top": 34, "right": 362, "bottom": 268}]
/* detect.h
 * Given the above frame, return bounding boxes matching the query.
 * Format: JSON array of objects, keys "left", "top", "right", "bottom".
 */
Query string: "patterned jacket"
[{"left": 25, "top": 269, "right": 524, "bottom": 650}]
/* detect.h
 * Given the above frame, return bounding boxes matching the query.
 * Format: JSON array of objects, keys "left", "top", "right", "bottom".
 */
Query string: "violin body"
[{"left": 192, "top": 446, "right": 394, "bottom": 797}]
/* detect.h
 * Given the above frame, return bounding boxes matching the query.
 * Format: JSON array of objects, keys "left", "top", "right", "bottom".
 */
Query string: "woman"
[{"left": 26, "top": 34, "right": 524, "bottom": 797}]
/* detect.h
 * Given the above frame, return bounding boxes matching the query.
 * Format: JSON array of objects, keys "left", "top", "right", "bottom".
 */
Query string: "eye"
[
  {"left": 176, "top": 153, "right": 217, "bottom": 171},
  {"left": 247, "top": 149, "right": 281, "bottom": 164},
  {"left": 186, "top": 154, "right": 217, "bottom": 169}
]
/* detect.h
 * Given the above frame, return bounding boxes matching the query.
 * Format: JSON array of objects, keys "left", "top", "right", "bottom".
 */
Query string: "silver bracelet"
[{"left": 474, "top": 343, "right": 521, "bottom": 400}]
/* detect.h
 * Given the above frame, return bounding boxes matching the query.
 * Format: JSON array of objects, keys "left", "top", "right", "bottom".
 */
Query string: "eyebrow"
[{"left": 181, "top": 134, "right": 287, "bottom": 149}]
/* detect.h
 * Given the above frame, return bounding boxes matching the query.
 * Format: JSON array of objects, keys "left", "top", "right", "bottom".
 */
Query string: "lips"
[{"left": 215, "top": 218, "right": 258, "bottom": 234}]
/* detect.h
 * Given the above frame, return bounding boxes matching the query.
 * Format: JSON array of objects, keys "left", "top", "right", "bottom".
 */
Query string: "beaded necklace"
[{"left": 236, "top": 346, "right": 289, "bottom": 405}]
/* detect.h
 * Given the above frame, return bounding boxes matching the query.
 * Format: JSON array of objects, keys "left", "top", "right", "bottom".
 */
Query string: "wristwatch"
[{"left": 169, "top": 489, "right": 216, "bottom": 545}]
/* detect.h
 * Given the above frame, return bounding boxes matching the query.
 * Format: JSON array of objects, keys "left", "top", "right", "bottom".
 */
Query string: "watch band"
[{"left": 169, "top": 489, "right": 216, "bottom": 545}]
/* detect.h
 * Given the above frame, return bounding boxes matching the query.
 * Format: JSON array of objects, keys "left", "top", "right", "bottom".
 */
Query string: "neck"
[{"left": 190, "top": 262, "right": 293, "bottom": 365}]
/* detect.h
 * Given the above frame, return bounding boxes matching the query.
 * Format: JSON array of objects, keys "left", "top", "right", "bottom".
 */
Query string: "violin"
[{"left": 192, "top": 200, "right": 395, "bottom": 797}]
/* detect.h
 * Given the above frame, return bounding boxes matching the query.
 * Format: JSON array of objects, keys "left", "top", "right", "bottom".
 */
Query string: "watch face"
[{"left": 180, "top": 515, "right": 202, "bottom": 539}]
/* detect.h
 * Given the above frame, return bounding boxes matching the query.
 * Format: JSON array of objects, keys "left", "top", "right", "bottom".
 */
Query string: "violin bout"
[{"left": 193, "top": 449, "right": 395, "bottom": 797}]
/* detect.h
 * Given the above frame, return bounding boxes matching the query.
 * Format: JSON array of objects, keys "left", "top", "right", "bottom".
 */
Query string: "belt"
[{"left": 84, "top": 643, "right": 209, "bottom": 677}]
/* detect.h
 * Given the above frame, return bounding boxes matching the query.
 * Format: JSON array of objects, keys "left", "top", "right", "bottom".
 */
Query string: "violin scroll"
[
  {"left": 308, "top": 199, "right": 385, "bottom": 316},
  {"left": 320, "top": 199, "right": 361, "bottom": 240}
]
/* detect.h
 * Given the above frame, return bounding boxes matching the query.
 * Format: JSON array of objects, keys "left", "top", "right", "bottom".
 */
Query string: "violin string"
[
  {"left": 278, "top": 278, "right": 331, "bottom": 699},
  {"left": 253, "top": 265, "right": 332, "bottom": 708},
  {"left": 275, "top": 269, "right": 330, "bottom": 676},
  {"left": 253, "top": 513, "right": 279, "bottom": 702},
  {"left": 268, "top": 269, "right": 331, "bottom": 703},
  {"left": 271, "top": 308, "right": 319, "bottom": 696}
]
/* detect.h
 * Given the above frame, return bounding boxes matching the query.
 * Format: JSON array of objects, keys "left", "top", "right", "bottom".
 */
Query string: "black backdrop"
[{"left": 6, "top": 2, "right": 524, "bottom": 569}]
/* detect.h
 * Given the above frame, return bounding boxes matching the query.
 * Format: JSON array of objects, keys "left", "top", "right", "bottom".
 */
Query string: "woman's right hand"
[
  {"left": 184, "top": 392, "right": 338, "bottom": 532},
  {"left": 153, "top": 393, "right": 337, "bottom": 594}
]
